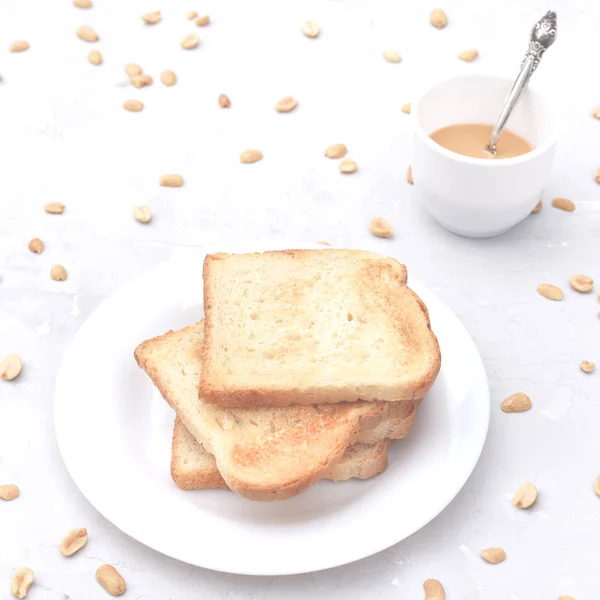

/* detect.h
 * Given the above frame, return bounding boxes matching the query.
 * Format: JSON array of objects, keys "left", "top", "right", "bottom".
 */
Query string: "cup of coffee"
[{"left": 411, "top": 74, "right": 557, "bottom": 238}]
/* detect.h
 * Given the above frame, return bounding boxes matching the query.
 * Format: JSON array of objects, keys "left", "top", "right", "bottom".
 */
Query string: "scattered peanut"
[
  {"left": 275, "top": 96, "right": 297, "bottom": 113},
  {"left": 301, "top": 20, "right": 320, "bottom": 38},
  {"left": 552, "top": 197, "right": 575, "bottom": 212},
  {"left": 218, "top": 93, "right": 231, "bottom": 108},
  {"left": 370, "top": 217, "right": 393, "bottom": 238},
  {"left": 142, "top": 10, "right": 161, "bottom": 24},
  {"left": 50, "top": 265, "right": 68, "bottom": 281},
  {"left": 195, "top": 15, "right": 210, "bottom": 26},
  {"left": 123, "top": 99, "right": 143, "bottom": 112},
  {"left": 159, "top": 174, "right": 184, "bottom": 187},
  {"left": 481, "top": 547, "right": 506, "bottom": 564},
  {"left": 88, "top": 50, "right": 102, "bottom": 65},
  {"left": 45, "top": 202, "right": 65, "bottom": 214},
  {"left": 240, "top": 150, "right": 263, "bottom": 164},
  {"left": 325, "top": 144, "right": 347, "bottom": 159},
  {"left": 76, "top": 26, "right": 99, "bottom": 42},
  {"left": 594, "top": 167, "right": 600, "bottom": 183},
  {"left": 11, "top": 568, "right": 34, "bottom": 599},
  {"left": 60, "top": 528, "right": 88, "bottom": 557},
  {"left": 1, "top": 355, "right": 22, "bottom": 381},
  {"left": 181, "top": 33, "right": 199, "bottom": 49},
  {"left": 134, "top": 205, "right": 152, "bottom": 223},
  {"left": 580, "top": 361, "right": 595, "bottom": 374},
  {"left": 339, "top": 159, "right": 357, "bottom": 174},
  {"left": 316, "top": 241, "right": 331, "bottom": 246},
  {"left": 407, "top": 165, "right": 413, "bottom": 184},
  {"left": 383, "top": 49, "right": 402, "bottom": 63},
  {"left": 28, "top": 238, "right": 44, "bottom": 253},
  {"left": 402, "top": 103, "right": 411, "bottom": 114},
  {"left": 96, "top": 565, "right": 126, "bottom": 596},
  {"left": 0, "top": 484, "right": 20, "bottom": 501},
  {"left": 595, "top": 475, "right": 600, "bottom": 496},
  {"left": 459, "top": 49, "right": 478, "bottom": 62},
  {"left": 429, "top": 8, "right": 448, "bottom": 29},
  {"left": 187, "top": 10, "right": 198, "bottom": 20},
  {"left": 501, "top": 392, "right": 532, "bottom": 413},
  {"left": 125, "top": 63, "right": 142, "bottom": 78},
  {"left": 423, "top": 578, "right": 445, "bottom": 600},
  {"left": 591, "top": 106, "right": 600, "bottom": 119},
  {"left": 531, "top": 200, "right": 543, "bottom": 213},
  {"left": 537, "top": 283, "right": 563, "bottom": 301},
  {"left": 160, "top": 70, "right": 177, "bottom": 86},
  {"left": 558, "top": 596, "right": 576, "bottom": 600},
  {"left": 131, "top": 74, "right": 152, "bottom": 88},
  {"left": 512, "top": 482, "right": 538, "bottom": 508},
  {"left": 569, "top": 274, "right": 593, "bottom": 293},
  {"left": 74, "top": 0, "right": 92, "bottom": 7},
  {"left": 9, "top": 40, "right": 29, "bottom": 53}
]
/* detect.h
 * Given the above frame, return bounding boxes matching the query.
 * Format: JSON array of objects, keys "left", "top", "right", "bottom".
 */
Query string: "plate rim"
[{"left": 54, "top": 244, "right": 490, "bottom": 576}]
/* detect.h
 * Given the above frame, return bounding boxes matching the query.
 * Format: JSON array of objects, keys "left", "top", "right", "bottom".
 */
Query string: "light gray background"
[{"left": 1, "top": 0, "right": 599, "bottom": 598}]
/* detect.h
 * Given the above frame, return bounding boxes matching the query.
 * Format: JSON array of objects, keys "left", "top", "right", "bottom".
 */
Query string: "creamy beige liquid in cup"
[{"left": 430, "top": 123, "right": 534, "bottom": 159}]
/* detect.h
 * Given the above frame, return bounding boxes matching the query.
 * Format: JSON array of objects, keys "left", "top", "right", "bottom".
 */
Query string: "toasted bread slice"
[
  {"left": 135, "top": 321, "right": 416, "bottom": 501},
  {"left": 200, "top": 249, "right": 441, "bottom": 408},
  {"left": 171, "top": 418, "right": 393, "bottom": 490}
]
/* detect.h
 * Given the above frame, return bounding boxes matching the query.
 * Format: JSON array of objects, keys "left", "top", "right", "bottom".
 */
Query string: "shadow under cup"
[{"left": 412, "top": 74, "right": 557, "bottom": 238}]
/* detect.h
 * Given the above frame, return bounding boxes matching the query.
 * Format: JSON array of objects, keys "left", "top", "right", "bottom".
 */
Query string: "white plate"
[{"left": 54, "top": 244, "right": 490, "bottom": 576}]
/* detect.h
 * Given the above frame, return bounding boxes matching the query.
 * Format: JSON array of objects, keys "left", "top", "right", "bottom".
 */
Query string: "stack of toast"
[{"left": 135, "top": 249, "right": 441, "bottom": 502}]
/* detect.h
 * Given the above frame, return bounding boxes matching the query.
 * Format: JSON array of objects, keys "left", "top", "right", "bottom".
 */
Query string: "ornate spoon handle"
[{"left": 486, "top": 10, "right": 557, "bottom": 154}]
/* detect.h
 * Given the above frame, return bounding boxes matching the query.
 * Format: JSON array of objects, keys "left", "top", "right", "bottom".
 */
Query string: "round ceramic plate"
[{"left": 54, "top": 244, "right": 490, "bottom": 576}]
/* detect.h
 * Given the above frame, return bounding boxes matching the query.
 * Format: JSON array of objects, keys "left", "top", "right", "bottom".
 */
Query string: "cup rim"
[{"left": 411, "top": 73, "right": 558, "bottom": 167}]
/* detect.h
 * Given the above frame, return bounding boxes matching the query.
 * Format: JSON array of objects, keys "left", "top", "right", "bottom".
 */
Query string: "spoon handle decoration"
[{"left": 486, "top": 11, "right": 557, "bottom": 154}]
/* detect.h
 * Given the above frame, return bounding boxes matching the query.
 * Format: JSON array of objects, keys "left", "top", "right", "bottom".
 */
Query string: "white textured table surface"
[{"left": 1, "top": 0, "right": 599, "bottom": 598}]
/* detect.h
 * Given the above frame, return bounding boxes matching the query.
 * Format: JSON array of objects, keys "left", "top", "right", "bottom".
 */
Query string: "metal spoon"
[{"left": 486, "top": 10, "right": 557, "bottom": 155}]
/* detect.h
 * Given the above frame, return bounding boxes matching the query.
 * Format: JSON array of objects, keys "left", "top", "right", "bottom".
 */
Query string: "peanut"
[
  {"left": 131, "top": 74, "right": 152, "bottom": 88},
  {"left": 580, "top": 361, "right": 595, "bottom": 374},
  {"left": 76, "top": 26, "right": 99, "bottom": 42},
  {"left": 339, "top": 159, "right": 357, "bottom": 174},
  {"left": 407, "top": 165, "right": 413, "bottom": 184},
  {"left": 60, "top": 528, "right": 88, "bottom": 557},
  {"left": 159, "top": 174, "right": 183, "bottom": 187},
  {"left": 11, "top": 568, "right": 34, "bottom": 599},
  {"left": 195, "top": 15, "right": 210, "bottom": 26},
  {"left": 537, "top": 283, "right": 563, "bottom": 301},
  {"left": 133, "top": 206, "right": 152, "bottom": 223},
  {"left": 423, "top": 578, "right": 445, "bottom": 600},
  {"left": 218, "top": 93, "right": 231, "bottom": 108},
  {"left": 9, "top": 40, "right": 29, "bottom": 53},
  {"left": 429, "top": 8, "right": 448, "bottom": 28},
  {"left": 324, "top": 144, "right": 347, "bottom": 159},
  {"left": 187, "top": 10, "right": 198, "bottom": 20},
  {"left": 160, "top": 70, "right": 177, "bottom": 86},
  {"left": 370, "top": 217, "right": 393, "bottom": 238},
  {"left": 512, "top": 482, "right": 537, "bottom": 508},
  {"left": 458, "top": 49, "right": 478, "bottom": 62},
  {"left": 301, "top": 20, "right": 319, "bottom": 38},
  {"left": 28, "top": 238, "right": 44, "bottom": 253},
  {"left": 402, "top": 103, "right": 411, "bottom": 114},
  {"left": 481, "top": 547, "right": 506, "bottom": 564},
  {"left": 181, "top": 33, "right": 199, "bottom": 49},
  {"left": 142, "top": 10, "right": 161, "bottom": 24},
  {"left": 45, "top": 202, "right": 65, "bottom": 214},
  {"left": 96, "top": 565, "right": 126, "bottom": 596},
  {"left": 551, "top": 197, "right": 575, "bottom": 212},
  {"left": 74, "top": 0, "right": 92, "bottom": 7},
  {"left": 383, "top": 49, "right": 402, "bottom": 63},
  {"left": 275, "top": 96, "right": 297, "bottom": 112},
  {"left": 51, "top": 265, "right": 68, "bottom": 281},
  {"left": 569, "top": 274, "right": 593, "bottom": 293},
  {"left": 0, "top": 484, "right": 20, "bottom": 501},
  {"left": 240, "top": 150, "right": 263, "bottom": 164},
  {"left": 88, "top": 50, "right": 102, "bottom": 65},
  {"left": 125, "top": 63, "right": 142, "bottom": 78},
  {"left": 123, "top": 99, "right": 143, "bottom": 112},
  {"left": 1, "top": 355, "right": 23, "bottom": 381},
  {"left": 501, "top": 392, "right": 531, "bottom": 413}
]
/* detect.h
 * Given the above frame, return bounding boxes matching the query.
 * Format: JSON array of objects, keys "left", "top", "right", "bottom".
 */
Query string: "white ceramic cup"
[{"left": 411, "top": 74, "right": 557, "bottom": 238}]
